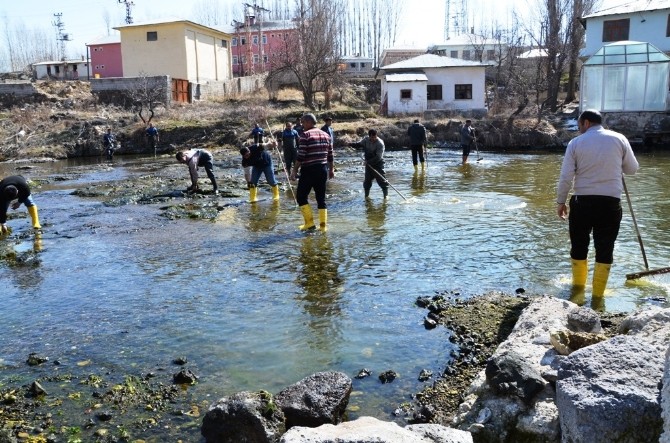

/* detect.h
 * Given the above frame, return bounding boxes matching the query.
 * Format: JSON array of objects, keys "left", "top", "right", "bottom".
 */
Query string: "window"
[
  {"left": 263, "top": 55, "right": 268, "bottom": 63},
  {"left": 450, "top": 50, "right": 458, "bottom": 58},
  {"left": 474, "top": 49, "right": 483, "bottom": 60},
  {"left": 400, "top": 89, "right": 412, "bottom": 99},
  {"left": 427, "top": 85, "right": 443, "bottom": 100},
  {"left": 252, "top": 35, "right": 258, "bottom": 45},
  {"left": 233, "top": 56, "right": 238, "bottom": 65},
  {"left": 221, "top": 39, "right": 228, "bottom": 48},
  {"left": 232, "top": 37, "right": 238, "bottom": 46},
  {"left": 241, "top": 37, "right": 247, "bottom": 45},
  {"left": 350, "top": 62, "right": 356, "bottom": 68},
  {"left": 603, "top": 18, "right": 629, "bottom": 42},
  {"left": 455, "top": 84, "right": 472, "bottom": 99},
  {"left": 241, "top": 56, "right": 246, "bottom": 64},
  {"left": 360, "top": 63, "right": 366, "bottom": 68},
  {"left": 487, "top": 49, "right": 495, "bottom": 60},
  {"left": 147, "top": 31, "right": 158, "bottom": 41},
  {"left": 253, "top": 54, "right": 259, "bottom": 63},
  {"left": 667, "top": 14, "right": 670, "bottom": 37},
  {"left": 462, "top": 50, "right": 471, "bottom": 60},
  {"left": 262, "top": 35, "right": 267, "bottom": 44}
]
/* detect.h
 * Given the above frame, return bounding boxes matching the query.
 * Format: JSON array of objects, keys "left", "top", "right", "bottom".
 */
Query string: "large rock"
[
  {"left": 557, "top": 335, "right": 665, "bottom": 443},
  {"left": 274, "top": 371, "right": 352, "bottom": 429},
  {"left": 279, "top": 416, "right": 473, "bottom": 443},
  {"left": 661, "top": 346, "right": 670, "bottom": 443},
  {"left": 201, "top": 390, "right": 286, "bottom": 443},
  {"left": 453, "top": 296, "right": 575, "bottom": 442},
  {"left": 485, "top": 350, "right": 546, "bottom": 404}
]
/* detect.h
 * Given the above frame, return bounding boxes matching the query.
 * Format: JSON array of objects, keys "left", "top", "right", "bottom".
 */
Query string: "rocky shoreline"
[{"left": 3, "top": 287, "right": 668, "bottom": 442}]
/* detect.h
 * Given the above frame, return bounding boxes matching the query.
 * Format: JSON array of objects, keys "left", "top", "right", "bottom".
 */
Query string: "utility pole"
[
  {"left": 118, "top": 0, "right": 134, "bottom": 25},
  {"left": 244, "top": 2, "right": 271, "bottom": 73},
  {"left": 52, "top": 13, "right": 71, "bottom": 61},
  {"left": 444, "top": 0, "right": 469, "bottom": 39}
]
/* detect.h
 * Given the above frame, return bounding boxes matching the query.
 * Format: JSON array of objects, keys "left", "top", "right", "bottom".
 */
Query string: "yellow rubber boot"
[
  {"left": 249, "top": 186, "right": 258, "bottom": 203},
  {"left": 272, "top": 185, "right": 280, "bottom": 201},
  {"left": 413, "top": 164, "right": 418, "bottom": 173},
  {"left": 571, "top": 259, "right": 588, "bottom": 287},
  {"left": 421, "top": 161, "right": 426, "bottom": 170},
  {"left": 592, "top": 262, "right": 611, "bottom": 297},
  {"left": 299, "top": 204, "right": 315, "bottom": 230},
  {"left": 318, "top": 208, "right": 327, "bottom": 232},
  {"left": 28, "top": 205, "right": 41, "bottom": 229}
]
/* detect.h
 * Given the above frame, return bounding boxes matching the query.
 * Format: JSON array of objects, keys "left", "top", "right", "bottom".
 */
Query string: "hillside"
[{"left": 0, "top": 81, "right": 578, "bottom": 162}]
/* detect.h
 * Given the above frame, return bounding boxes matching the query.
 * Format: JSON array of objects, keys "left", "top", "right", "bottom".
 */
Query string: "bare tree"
[
  {"left": 565, "top": 0, "right": 599, "bottom": 103},
  {"left": 102, "top": 9, "right": 112, "bottom": 36},
  {"left": 269, "top": 0, "right": 344, "bottom": 109},
  {"left": 125, "top": 73, "right": 168, "bottom": 123},
  {"left": 193, "top": 0, "right": 226, "bottom": 26},
  {"left": 0, "top": 15, "right": 60, "bottom": 72}
]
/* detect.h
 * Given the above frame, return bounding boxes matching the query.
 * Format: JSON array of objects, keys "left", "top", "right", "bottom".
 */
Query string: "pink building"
[
  {"left": 228, "top": 13, "right": 298, "bottom": 77},
  {"left": 86, "top": 35, "right": 123, "bottom": 78}
]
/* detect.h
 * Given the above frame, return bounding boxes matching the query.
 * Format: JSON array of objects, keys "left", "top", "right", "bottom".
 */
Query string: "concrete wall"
[
  {"left": 384, "top": 81, "right": 427, "bottom": 115},
  {"left": 90, "top": 75, "right": 171, "bottom": 107},
  {"left": 0, "top": 82, "right": 38, "bottom": 96},
  {"left": 198, "top": 73, "right": 267, "bottom": 100}
]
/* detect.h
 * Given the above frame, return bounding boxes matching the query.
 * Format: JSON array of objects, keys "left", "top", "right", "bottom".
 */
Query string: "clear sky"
[{"left": 1, "top": 0, "right": 634, "bottom": 60}]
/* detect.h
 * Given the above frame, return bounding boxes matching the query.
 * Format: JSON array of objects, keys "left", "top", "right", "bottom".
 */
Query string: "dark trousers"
[
  {"left": 364, "top": 163, "right": 388, "bottom": 196},
  {"left": 410, "top": 145, "right": 425, "bottom": 165},
  {"left": 198, "top": 152, "right": 218, "bottom": 189},
  {"left": 569, "top": 195, "right": 622, "bottom": 264},
  {"left": 283, "top": 148, "right": 297, "bottom": 173},
  {"left": 296, "top": 164, "right": 328, "bottom": 209}
]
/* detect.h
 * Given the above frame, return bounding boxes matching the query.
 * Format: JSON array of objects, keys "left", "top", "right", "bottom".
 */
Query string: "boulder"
[
  {"left": 661, "top": 346, "right": 670, "bottom": 443},
  {"left": 557, "top": 335, "right": 665, "bottom": 443},
  {"left": 453, "top": 296, "right": 573, "bottom": 442},
  {"left": 201, "top": 390, "right": 286, "bottom": 443},
  {"left": 274, "top": 371, "right": 352, "bottom": 429},
  {"left": 279, "top": 416, "right": 473, "bottom": 443}
]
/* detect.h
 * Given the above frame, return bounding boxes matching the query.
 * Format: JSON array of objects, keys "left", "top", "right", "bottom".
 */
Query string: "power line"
[
  {"left": 118, "top": 0, "right": 135, "bottom": 24},
  {"left": 52, "top": 13, "right": 72, "bottom": 60}
]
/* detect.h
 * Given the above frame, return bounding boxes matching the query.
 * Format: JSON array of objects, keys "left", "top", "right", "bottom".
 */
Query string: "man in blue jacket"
[{"left": 240, "top": 139, "right": 280, "bottom": 202}]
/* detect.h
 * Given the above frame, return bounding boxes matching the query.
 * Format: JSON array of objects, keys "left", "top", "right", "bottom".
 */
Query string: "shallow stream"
[{"left": 1, "top": 148, "right": 668, "bottom": 439}]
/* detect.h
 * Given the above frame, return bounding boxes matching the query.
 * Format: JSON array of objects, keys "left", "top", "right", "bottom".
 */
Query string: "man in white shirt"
[{"left": 557, "top": 109, "right": 639, "bottom": 300}]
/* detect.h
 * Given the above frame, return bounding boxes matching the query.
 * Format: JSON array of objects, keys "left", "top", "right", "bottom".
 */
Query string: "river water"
[{"left": 1, "top": 148, "right": 669, "bottom": 439}]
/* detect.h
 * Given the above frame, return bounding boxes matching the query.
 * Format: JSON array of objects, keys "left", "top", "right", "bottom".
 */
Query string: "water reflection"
[
  {"left": 247, "top": 199, "right": 280, "bottom": 232},
  {"left": 365, "top": 199, "right": 387, "bottom": 235},
  {"left": 0, "top": 231, "right": 43, "bottom": 289},
  {"left": 411, "top": 170, "right": 427, "bottom": 197}
]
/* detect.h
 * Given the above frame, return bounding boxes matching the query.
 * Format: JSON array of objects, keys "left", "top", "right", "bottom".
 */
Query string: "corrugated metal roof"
[
  {"left": 380, "top": 53, "right": 487, "bottom": 70},
  {"left": 385, "top": 73, "right": 428, "bottom": 82},
  {"left": 583, "top": 0, "right": 670, "bottom": 19}
]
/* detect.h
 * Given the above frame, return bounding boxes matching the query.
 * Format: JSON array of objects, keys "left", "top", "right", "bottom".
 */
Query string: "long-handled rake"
[
  {"left": 265, "top": 120, "right": 297, "bottom": 206},
  {"left": 623, "top": 177, "right": 670, "bottom": 280},
  {"left": 366, "top": 163, "right": 407, "bottom": 201}
]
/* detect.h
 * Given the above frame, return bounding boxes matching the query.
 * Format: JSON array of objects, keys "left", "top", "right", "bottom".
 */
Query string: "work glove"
[
  {"left": 1, "top": 223, "right": 8, "bottom": 235},
  {"left": 11, "top": 202, "right": 20, "bottom": 210}
]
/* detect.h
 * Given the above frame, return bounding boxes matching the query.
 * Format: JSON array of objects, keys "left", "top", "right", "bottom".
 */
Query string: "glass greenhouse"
[{"left": 580, "top": 41, "right": 670, "bottom": 112}]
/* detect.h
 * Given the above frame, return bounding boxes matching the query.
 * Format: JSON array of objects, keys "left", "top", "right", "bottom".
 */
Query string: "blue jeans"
[{"left": 251, "top": 163, "right": 277, "bottom": 187}]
